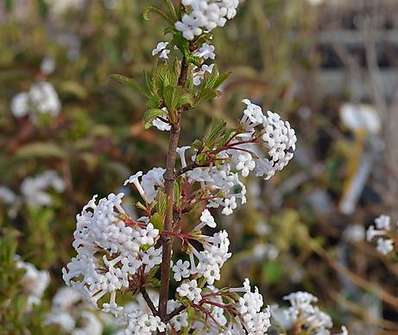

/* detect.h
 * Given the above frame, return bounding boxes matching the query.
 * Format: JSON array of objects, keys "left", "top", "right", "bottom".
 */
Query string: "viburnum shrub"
[{"left": 62, "top": 1, "right": 300, "bottom": 334}]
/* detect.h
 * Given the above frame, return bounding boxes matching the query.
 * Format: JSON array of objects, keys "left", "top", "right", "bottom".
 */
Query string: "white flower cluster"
[
  {"left": 11, "top": 81, "right": 61, "bottom": 119},
  {"left": 192, "top": 43, "right": 217, "bottom": 86},
  {"left": 175, "top": 0, "right": 240, "bottom": 40},
  {"left": 172, "top": 209, "right": 231, "bottom": 290},
  {"left": 62, "top": 192, "right": 161, "bottom": 310},
  {"left": 178, "top": 100, "right": 296, "bottom": 215},
  {"left": 239, "top": 99, "right": 297, "bottom": 180},
  {"left": 110, "top": 292, "right": 167, "bottom": 335},
  {"left": 182, "top": 279, "right": 271, "bottom": 334},
  {"left": 169, "top": 210, "right": 270, "bottom": 334},
  {"left": 16, "top": 257, "right": 50, "bottom": 310},
  {"left": 274, "top": 291, "right": 348, "bottom": 335},
  {"left": 367, "top": 215, "right": 396, "bottom": 255},
  {"left": 46, "top": 287, "right": 103, "bottom": 335},
  {"left": 21, "top": 170, "right": 65, "bottom": 207},
  {"left": 119, "top": 309, "right": 165, "bottom": 335},
  {"left": 182, "top": 156, "right": 247, "bottom": 215},
  {"left": 236, "top": 279, "right": 271, "bottom": 335}
]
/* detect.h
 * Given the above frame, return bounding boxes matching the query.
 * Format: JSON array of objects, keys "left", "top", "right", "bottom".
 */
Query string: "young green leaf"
[
  {"left": 110, "top": 74, "right": 145, "bottom": 95},
  {"left": 203, "top": 119, "right": 228, "bottom": 149},
  {"left": 162, "top": 0, "right": 178, "bottom": 22},
  {"left": 143, "top": 5, "right": 175, "bottom": 25}
]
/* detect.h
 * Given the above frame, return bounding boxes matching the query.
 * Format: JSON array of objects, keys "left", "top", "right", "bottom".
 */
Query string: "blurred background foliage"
[{"left": 0, "top": 0, "right": 397, "bottom": 334}]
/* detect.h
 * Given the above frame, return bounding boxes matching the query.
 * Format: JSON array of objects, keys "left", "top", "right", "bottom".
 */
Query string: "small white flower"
[
  {"left": 142, "top": 247, "right": 162, "bottom": 270},
  {"left": 16, "top": 257, "right": 50, "bottom": 310},
  {"left": 141, "top": 167, "right": 166, "bottom": 203},
  {"left": 124, "top": 171, "right": 148, "bottom": 202},
  {"left": 152, "top": 117, "right": 171, "bottom": 131},
  {"left": 377, "top": 238, "right": 394, "bottom": 255},
  {"left": 152, "top": 41, "right": 170, "bottom": 60},
  {"left": 172, "top": 260, "right": 191, "bottom": 281},
  {"left": 235, "top": 152, "right": 256, "bottom": 177},
  {"left": 241, "top": 99, "right": 264, "bottom": 129},
  {"left": 177, "top": 146, "right": 191, "bottom": 168},
  {"left": 200, "top": 208, "right": 216, "bottom": 228},
  {"left": 222, "top": 196, "right": 237, "bottom": 215},
  {"left": 194, "top": 43, "right": 216, "bottom": 60},
  {"left": 375, "top": 215, "right": 391, "bottom": 230},
  {"left": 193, "top": 63, "right": 215, "bottom": 86},
  {"left": 177, "top": 279, "right": 202, "bottom": 303}
]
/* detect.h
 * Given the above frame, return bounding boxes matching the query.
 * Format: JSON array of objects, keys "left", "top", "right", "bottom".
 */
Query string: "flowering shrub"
[
  {"left": 59, "top": 2, "right": 351, "bottom": 335},
  {"left": 62, "top": 2, "right": 296, "bottom": 333}
]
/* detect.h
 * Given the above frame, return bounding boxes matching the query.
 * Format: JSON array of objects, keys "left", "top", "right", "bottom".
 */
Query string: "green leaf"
[
  {"left": 143, "top": 5, "right": 174, "bottom": 25},
  {"left": 146, "top": 95, "right": 162, "bottom": 109},
  {"left": 151, "top": 213, "right": 163, "bottom": 230},
  {"left": 156, "top": 191, "right": 167, "bottom": 219},
  {"left": 163, "top": 0, "right": 178, "bottom": 21},
  {"left": 172, "top": 32, "right": 190, "bottom": 57},
  {"left": 195, "top": 66, "right": 230, "bottom": 104},
  {"left": 110, "top": 74, "right": 145, "bottom": 95},
  {"left": 144, "top": 71, "right": 156, "bottom": 97},
  {"left": 143, "top": 108, "right": 168, "bottom": 129},
  {"left": 162, "top": 85, "right": 180, "bottom": 113},
  {"left": 203, "top": 119, "right": 227, "bottom": 149},
  {"left": 213, "top": 71, "right": 230, "bottom": 89},
  {"left": 191, "top": 139, "right": 203, "bottom": 152},
  {"left": 15, "top": 143, "right": 67, "bottom": 159},
  {"left": 174, "top": 181, "right": 181, "bottom": 208},
  {"left": 152, "top": 63, "right": 178, "bottom": 94},
  {"left": 195, "top": 87, "right": 217, "bottom": 105},
  {"left": 262, "top": 261, "right": 283, "bottom": 285},
  {"left": 179, "top": 92, "right": 194, "bottom": 108}
]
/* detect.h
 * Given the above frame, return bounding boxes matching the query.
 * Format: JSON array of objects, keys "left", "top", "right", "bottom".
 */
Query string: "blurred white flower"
[
  {"left": 16, "top": 257, "right": 50, "bottom": 310},
  {"left": 344, "top": 224, "right": 365, "bottom": 242},
  {"left": 11, "top": 93, "right": 29, "bottom": 118},
  {"left": 340, "top": 103, "right": 381, "bottom": 135},
  {"left": 0, "top": 186, "right": 17, "bottom": 204},
  {"left": 11, "top": 81, "right": 61, "bottom": 119},
  {"left": 41, "top": 57, "right": 56, "bottom": 75},
  {"left": 48, "top": 0, "right": 85, "bottom": 15},
  {"left": 21, "top": 170, "right": 65, "bottom": 207}
]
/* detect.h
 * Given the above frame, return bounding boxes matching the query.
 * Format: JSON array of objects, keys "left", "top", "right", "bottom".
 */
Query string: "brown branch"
[
  {"left": 166, "top": 304, "right": 187, "bottom": 322},
  {"left": 158, "top": 56, "right": 189, "bottom": 329},
  {"left": 141, "top": 288, "right": 158, "bottom": 317}
]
